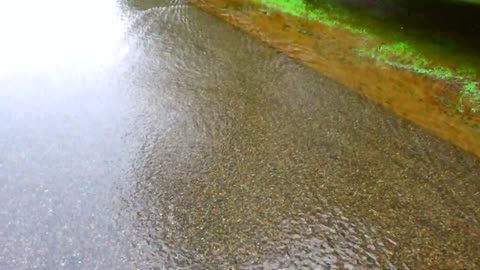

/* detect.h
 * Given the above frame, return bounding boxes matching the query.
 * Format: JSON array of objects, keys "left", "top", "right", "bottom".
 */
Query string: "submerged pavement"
[{"left": 0, "top": 0, "right": 479, "bottom": 268}]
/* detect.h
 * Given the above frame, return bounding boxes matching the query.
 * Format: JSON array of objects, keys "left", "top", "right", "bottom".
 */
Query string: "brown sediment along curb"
[{"left": 191, "top": 0, "right": 480, "bottom": 158}]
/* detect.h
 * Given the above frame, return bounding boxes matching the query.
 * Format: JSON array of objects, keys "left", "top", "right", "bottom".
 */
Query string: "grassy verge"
[
  {"left": 249, "top": 0, "right": 480, "bottom": 113},
  {"left": 356, "top": 42, "right": 480, "bottom": 113}
]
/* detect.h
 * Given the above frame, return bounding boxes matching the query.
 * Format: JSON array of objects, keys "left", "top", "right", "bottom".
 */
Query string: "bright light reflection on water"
[{"left": 0, "top": 0, "right": 128, "bottom": 78}]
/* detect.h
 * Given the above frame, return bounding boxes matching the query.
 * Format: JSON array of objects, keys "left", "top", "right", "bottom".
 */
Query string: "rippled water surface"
[{"left": 1, "top": 0, "right": 480, "bottom": 269}]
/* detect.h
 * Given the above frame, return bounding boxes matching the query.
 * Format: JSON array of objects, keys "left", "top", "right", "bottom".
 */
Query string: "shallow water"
[{"left": 0, "top": 0, "right": 479, "bottom": 268}]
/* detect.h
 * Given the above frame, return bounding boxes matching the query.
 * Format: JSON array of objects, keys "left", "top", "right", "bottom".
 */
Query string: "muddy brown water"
[{"left": 0, "top": 0, "right": 479, "bottom": 269}]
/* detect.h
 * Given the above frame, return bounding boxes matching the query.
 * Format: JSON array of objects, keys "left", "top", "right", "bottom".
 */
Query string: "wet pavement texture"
[{"left": 0, "top": 0, "right": 480, "bottom": 269}]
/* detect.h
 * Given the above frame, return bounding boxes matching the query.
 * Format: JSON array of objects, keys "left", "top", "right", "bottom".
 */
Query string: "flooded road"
[{"left": 1, "top": 0, "right": 480, "bottom": 268}]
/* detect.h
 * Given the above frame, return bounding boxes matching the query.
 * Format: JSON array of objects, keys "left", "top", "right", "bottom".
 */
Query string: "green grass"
[
  {"left": 460, "top": 82, "right": 480, "bottom": 113},
  {"left": 356, "top": 42, "right": 480, "bottom": 112},
  {"left": 250, "top": 0, "right": 367, "bottom": 32}
]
